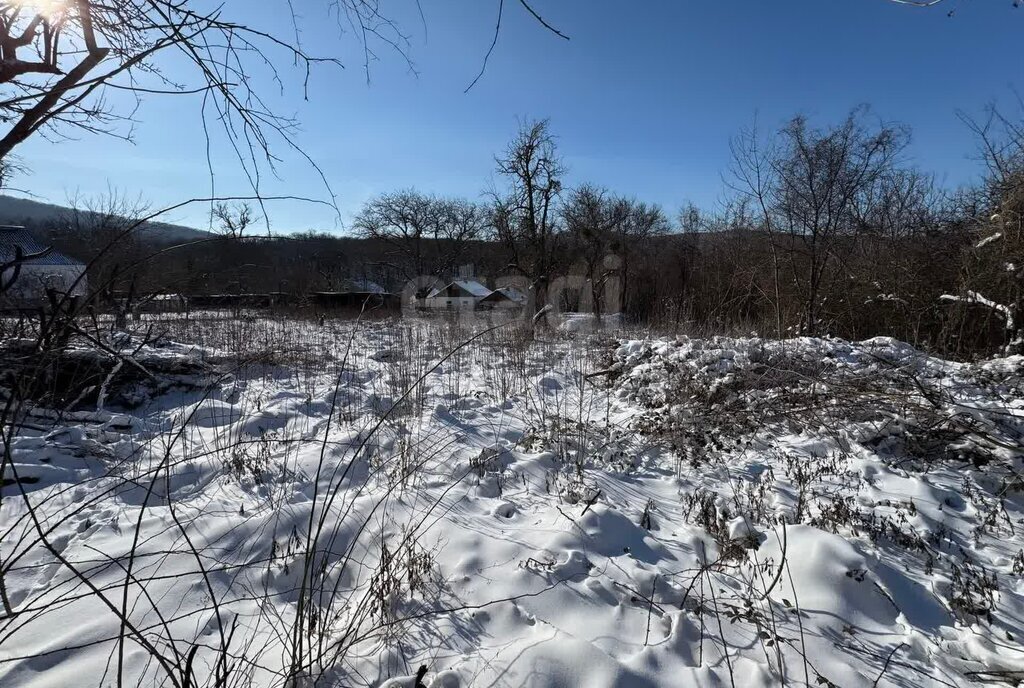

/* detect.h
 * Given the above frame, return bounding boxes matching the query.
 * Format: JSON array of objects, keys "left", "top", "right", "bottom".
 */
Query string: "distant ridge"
[{"left": 0, "top": 194, "right": 212, "bottom": 243}]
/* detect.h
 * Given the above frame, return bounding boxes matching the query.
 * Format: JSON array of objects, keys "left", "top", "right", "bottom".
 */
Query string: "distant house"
[
  {"left": 424, "top": 279, "right": 491, "bottom": 310},
  {"left": 479, "top": 287, "right": 527, "bottom": 310},
  {"left": 0, "top": 226, "right": 86, "bottom": 306},
  {"left": 135, "top": 293, "right": 188, "bottom": 314},
  {"left": 311, "top": 277, "right": 399, "bottom": 310}
]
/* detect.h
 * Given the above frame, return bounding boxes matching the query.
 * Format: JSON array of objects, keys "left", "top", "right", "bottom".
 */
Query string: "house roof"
[
  {"left": 0, "top": 226, "right": 83, "bottom": 267},
  {"left": 453, "top": 279, "right": 491, "bottom": 297},
  {"left": 427, "top": 280, "right": 491, "bottom": 299},
  {"left": 481, "top": 287, "right": 527, "bottom": 303},
  {"left": 343, "top": 278, "right": 388, "bottom": 294}
]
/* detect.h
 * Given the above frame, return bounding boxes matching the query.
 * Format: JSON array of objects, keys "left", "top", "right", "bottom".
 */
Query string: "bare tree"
[
  {"left": 355, "top": 190, "right": 437, "bottom": 280},
  {"left": 438, "top": 197, "right": 487, "bottom": 243},
  {"left": 561, "top": 184, "right": 671, "bottom": 322},
  {"left": 944, "top": 102, "right": 1024, "bottom": 352},
  {"left": 728, "top": 119, "right": 787, "bottom": 337},
  {"left": 562, "top": 184, "right": 625, "bottom": 322},
  {"left": 49, "top": 190, "right": 153, "bottom": 326},
  {"left": 491, "top": 118, "right": 565, "bottom": 325},
  {"left": 615, "top": 199, "right": 668, "bottom": 317},
  {"left": 729, "top": 107, "right": 910, "bottom": 335},
  {"left": 0, "top": 1, "right": 357, "bottom": 171},
  {"left": 212, "top": 201, "right": 256, "bottom": 239},
  {"left": 0, "top": 153, "right": 26, "bottom": 191},
  {"left": 354, "top": 190, "right": 483, "bottom": 281},
  {"left": 0, "top": 1, "right": 567, "bottom": 178},
  {"left": 436, "top": 196, "right": 488, "bottom": 269},
  {"left": 844, "top": 167, "right": 951, "bottom": 339}
]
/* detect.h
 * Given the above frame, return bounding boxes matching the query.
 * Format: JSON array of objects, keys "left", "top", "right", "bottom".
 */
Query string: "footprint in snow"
[{"left": 492, "top": 501, "right": 517, "bottom": 519}]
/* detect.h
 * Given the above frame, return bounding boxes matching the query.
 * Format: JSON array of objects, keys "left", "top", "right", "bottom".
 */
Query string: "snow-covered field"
[{"left": 3, "top": 315, "right": 1024, "bottom": 687}]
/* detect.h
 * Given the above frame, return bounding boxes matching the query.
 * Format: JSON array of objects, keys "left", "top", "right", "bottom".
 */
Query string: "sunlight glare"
[{"left": 11, "top": 0, "right": 69, "bottom": 21}]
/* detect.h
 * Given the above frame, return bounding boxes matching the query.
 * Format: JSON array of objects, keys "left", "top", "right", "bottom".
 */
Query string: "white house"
[
  {"left": 424, "top": 279, "right": 491, "bottom": 310},
  {"left": 0, "top": 226, "right": 87, "bottom": 306}
]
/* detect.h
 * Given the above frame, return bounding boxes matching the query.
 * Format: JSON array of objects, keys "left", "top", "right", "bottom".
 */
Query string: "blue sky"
[{"left": 12, "top": 0, "right": 1023, "bottom": 233}]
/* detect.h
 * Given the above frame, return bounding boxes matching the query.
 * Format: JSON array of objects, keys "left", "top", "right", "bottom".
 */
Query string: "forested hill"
[{"left": 0, "top": 194, "right": 211, "bottom": 243}]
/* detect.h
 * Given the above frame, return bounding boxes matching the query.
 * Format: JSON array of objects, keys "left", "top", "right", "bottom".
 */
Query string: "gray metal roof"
[
  {"left": 482, "top": 287, "right": 527, "bottom": 303},
  {"left": 456, "top": 280, "right": 491, "bottom": 297},
  {"left": 427, "top": 280, "right": 491, "bottom": 299},
  {"left": 0, "top": 226, "right": 83, "bottom": 267}
]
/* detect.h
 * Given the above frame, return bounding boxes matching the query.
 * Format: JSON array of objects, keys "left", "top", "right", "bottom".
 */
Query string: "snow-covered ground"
[{"left": 3, "top": 316, "right": 1024, "bottom": 687}]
